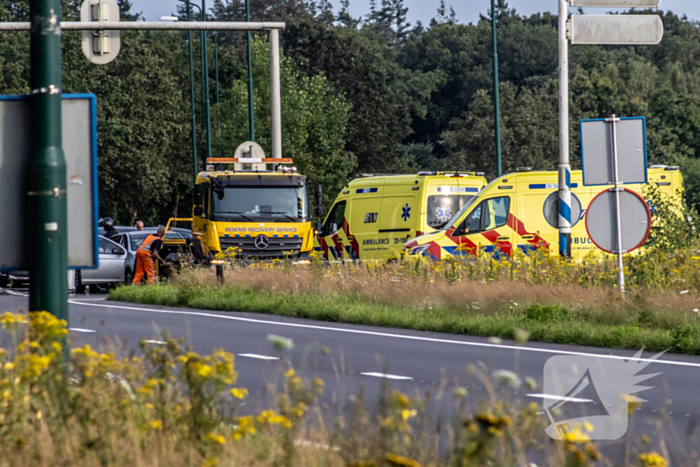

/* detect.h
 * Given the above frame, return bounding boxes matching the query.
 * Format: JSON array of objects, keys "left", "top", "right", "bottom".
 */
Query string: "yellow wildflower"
[
  {"left": 230, "top": 388, "right": 248, "bottom": 400},
  {"left": 150, "top": 420, "right": 162, "bottom": 430},
  {"left": 206, "top": 432, "right": 226, "bottom": 445}
]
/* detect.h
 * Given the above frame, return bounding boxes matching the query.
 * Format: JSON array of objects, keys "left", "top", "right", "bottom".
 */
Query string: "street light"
[
  {"left": 245, "top": 0, "right": 255, "bottom": 142},
  {"left": 201, "top": 0, "right": 212, "bottom": 165},
  {"left": 177, "top": 0, "right": 213, "bottom": 182},
  {"left": 176, "top": 1, "right": 198, "bottom": 182},
  {"left": 491, "top": 0, "right": 502, "bottom": 178},
  {"left": 213, "top": 31, "right": 221, "bottom": 154}
]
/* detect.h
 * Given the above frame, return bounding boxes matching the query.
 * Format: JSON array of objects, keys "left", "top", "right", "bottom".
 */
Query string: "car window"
[
  {"left": 99, "top": 238, "right": 125, "bottom": 255},
  {"left": 130, "top": 234, "right": 149, "bottom": 251}
]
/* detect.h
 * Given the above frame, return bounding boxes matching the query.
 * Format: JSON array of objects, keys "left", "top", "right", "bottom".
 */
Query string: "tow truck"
[{"left": 185, "top": 142, "right": 323, "bottom": 274}]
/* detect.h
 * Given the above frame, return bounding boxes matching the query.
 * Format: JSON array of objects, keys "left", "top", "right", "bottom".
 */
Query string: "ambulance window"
[
  {"left": 322, "top": 201, "right": 346, "bottom": 236},
  {"left": 459, "top": 196, "right": 510, "bottom": 234},
  {"left": 427, "top": 195, "right": 474, "bottom": 229}
]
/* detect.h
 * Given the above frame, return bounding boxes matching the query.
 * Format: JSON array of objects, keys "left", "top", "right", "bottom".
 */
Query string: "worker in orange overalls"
[{"left": 132, "top": 226, "right": 167, "bottom": 285}]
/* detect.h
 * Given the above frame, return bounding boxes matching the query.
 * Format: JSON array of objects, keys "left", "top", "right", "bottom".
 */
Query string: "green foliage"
[
  {"left": 643, "top": 183, "right": 698, "bottom": 252},
  {"left": 523, "top": 304, "right": 569, "bottom": 322},
  {"left": 671, "top": 324, "right": 700, "bottom": 354},
  {"left": 212, "top": 37, "right": 354, "bottom": 210}
]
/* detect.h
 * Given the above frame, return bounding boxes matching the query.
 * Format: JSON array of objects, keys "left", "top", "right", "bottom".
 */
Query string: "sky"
[{"left": 130, "top": 0, "right": 700, "bottom": 25}]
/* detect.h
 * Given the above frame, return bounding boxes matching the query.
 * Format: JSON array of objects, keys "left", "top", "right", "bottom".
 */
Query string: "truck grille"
[{"left": 219, "top": 236, "right": 303, "bottom": 258}]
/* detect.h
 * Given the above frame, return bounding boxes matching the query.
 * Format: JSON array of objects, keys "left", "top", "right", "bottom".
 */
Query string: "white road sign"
[
  {"left": 570, "top": 15, "right": 663, "bottom": 45},
  {"left": 570, "top": 0, "right": 661, "bottom": 7},
  {"left": 81, "top": 0, "right": 121, "bottom": 65}
]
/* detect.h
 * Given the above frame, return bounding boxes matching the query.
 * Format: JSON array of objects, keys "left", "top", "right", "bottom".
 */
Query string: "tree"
[{"left": 212, "top": 38, "right": 354, "bottom": 208}]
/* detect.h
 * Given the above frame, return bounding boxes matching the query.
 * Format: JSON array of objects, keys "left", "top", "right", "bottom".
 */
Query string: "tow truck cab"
[{"left": 192, "top": 169, "right": 314, "bottom": 259}]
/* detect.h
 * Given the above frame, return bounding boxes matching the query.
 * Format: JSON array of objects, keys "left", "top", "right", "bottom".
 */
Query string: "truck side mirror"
[{"left": 194, "top": 184, "right": 204, "bottom": 206}]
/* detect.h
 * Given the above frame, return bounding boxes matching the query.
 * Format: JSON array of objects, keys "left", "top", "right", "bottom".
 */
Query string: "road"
[{"left": 1, "top": 289, "right": 699, "bottom": 461}]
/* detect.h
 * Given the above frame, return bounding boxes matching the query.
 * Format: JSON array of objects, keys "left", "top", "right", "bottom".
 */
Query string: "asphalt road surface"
[{"left": 1, "top": 289, "right": 700, "bottom": 461}]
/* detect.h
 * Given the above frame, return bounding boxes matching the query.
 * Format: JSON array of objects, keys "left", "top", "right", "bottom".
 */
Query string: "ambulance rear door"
[{"left": 348, "top": 193, "right": 383, "bottom": 260}]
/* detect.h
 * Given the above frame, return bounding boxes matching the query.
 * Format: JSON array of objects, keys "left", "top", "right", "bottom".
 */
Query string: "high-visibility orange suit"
[{"left": 133, "top": 234, "right": 159, "bottom": 285}]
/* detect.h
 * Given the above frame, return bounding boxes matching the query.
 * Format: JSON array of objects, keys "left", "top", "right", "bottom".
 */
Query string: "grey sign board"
[
  {"left": 0, "top": 94, "right": 98, "bottom": 270},
  {"left": 585, "top": 189, "right": 651, "bottom": 253},
  {"left": 581, "top": 117, "right": 647, "bottom": 186},
  {"left": 570, "top": 0, "right": 661, "bottom": 6},
  {"left": 570, "top": 15, "right": 663, "bottom": 45}
]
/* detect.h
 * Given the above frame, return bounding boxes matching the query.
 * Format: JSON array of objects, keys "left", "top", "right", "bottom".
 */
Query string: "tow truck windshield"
[{"left": 212, "top": 186, "right": 309, "bottom": 220}]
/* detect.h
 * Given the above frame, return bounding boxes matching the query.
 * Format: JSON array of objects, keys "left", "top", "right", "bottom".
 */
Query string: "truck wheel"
[{"left": 216, "top": 265, "right": 224, "bottom": 283}]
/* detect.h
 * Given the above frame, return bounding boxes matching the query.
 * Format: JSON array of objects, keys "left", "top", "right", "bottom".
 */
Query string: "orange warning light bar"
[{"left": 206, "top": 157, "right": 293, "bottom": 164}]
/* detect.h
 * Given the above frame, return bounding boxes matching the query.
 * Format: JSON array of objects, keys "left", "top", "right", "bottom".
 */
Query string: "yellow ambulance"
[
  {"left": 314, "top": 172, "right": 488, "bottom": 261},
  {"left": 404, "top": 166, "right": 684, "bottom": 261}
]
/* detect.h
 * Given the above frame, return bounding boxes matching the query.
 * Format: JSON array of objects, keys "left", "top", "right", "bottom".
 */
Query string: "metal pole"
[
  {"left": 28, "top": 0, "right": 68, "bottom": 323},
  {"left": 185, "top": 0, "right": 198, "bottom": 183},
  {"left": 0, "top": 21, "right": 287, "bottom": 30},
  {"left": 202, "top": 0, "right": 212, "bottom": 162},
  {"left": 608, "top": 114, "right": 625, "bottom": 293},
  {"left": 214, "top": 31, "right": 220, "bottom": 154},
  {"left": 491, "top": 0, "right": 502, "bottom": 178},
  {"left": 246, "top": 0, "right": 256, "bottom": 142},
  {"left": 558, "top": 0, "right": 572, "bottom": 258},
  {"left": 214, "top": 32, "right": 220, "bottom": 105},
  {"left": 270, "top": 29, "right": 282, "bottom": 159}
]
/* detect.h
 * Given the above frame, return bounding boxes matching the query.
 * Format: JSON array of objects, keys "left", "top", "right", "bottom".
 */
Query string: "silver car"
[
  {"left": 0, "top": 236, "right": 127, "bottom": 293},
  {"left": 77, "top": 236, "right": 128, "bottom": 290}
]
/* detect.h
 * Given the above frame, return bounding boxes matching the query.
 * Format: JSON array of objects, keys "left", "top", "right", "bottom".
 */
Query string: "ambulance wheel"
[{"left": 216, "top": 265, "right": 224, "bottom": 283}]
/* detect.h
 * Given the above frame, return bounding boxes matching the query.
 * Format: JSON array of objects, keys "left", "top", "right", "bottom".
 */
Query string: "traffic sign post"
[
  {"left": 28, "top": 0, "right": 68, "bottom": 323},
  {"left": 557, "top": 0, "right": 662, "bottom": 259},
  {"left": 582, "top": 115, "right": 651, "bottom": 293}
]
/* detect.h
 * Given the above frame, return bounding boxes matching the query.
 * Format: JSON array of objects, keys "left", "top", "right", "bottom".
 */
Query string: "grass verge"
[{"left": 108, "top": 274, "right": 700, "bottom": 355}]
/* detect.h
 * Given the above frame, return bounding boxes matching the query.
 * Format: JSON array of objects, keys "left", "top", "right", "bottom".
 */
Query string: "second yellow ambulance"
[{"left": 404, "top": 166, "right": 684, "bottom": 261}]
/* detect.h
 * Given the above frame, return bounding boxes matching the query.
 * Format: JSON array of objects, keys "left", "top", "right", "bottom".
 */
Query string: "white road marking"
[
  {"left": 145, "top": 339, "right": 166, "bottom": 345},
  {"left": 72, "top": 297, "right": 107, "bottom": 302},
  {"left": 238, "top": 353, "right": 279, "bottom": 361},
  {"left": 68, "top": 301, "right": 700, "bottom": 369},
  {"left": 69, "top": 328, "right": 96, "bottom": 333},
  {"left": 361, "top": 372, "right": 413, "bottom": 381},
  {"left": 526, "top": 393, "right": 593, "bottom": 403},
  {"left": 0, "top": 289, "right": 28, "bottom": 297}
]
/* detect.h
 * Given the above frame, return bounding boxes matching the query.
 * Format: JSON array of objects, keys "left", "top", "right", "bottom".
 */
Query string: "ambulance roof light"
[
  {"left": 418, "top": 171, "right": 437, "bottom": 176},
  {"left": 476, "top": 172, "right": 485, "bottom": 176},
  {"left": 516, "top": 167, "right": 533, "bottom": 172},
  {"left": 664, "top": 166, "right": 679, "bottom": 171}
]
